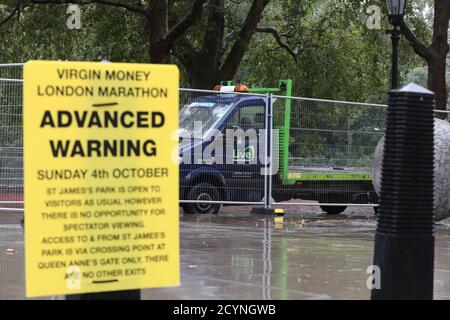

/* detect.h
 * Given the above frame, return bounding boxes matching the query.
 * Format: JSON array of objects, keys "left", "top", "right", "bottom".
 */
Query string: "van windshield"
[{"left": 179, "top": 101, "right": 233, "bottom": 134}]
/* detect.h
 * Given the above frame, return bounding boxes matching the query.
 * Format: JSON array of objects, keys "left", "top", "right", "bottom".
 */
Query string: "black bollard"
[
  {"left": 66, "top": 290, "right": 141, "bottom": 300},
  {"left": 371, "top": 83, "right": 435, "bottom": 300}
]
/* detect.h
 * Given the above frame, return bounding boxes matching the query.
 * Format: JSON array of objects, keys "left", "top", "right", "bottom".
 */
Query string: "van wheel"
[
  {"left": 182, "top": 183, "right": 221, "bottom": 214},
  {"left": 320, "top": 205, "right": 347, "bottom": 215}
]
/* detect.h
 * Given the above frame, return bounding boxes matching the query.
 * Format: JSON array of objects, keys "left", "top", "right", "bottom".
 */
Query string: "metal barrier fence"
[
  {"left": 0, "top": 64, "right": 23, "bottom": 213},
  {"left": 178, "top": 88, "right": 269, "bottom": 213},
  {"left": 1, "top": 63, "right": 450, "bottom": 214},
  {"left": 270, "top": 95, "right": 385, "bottom": 213}
]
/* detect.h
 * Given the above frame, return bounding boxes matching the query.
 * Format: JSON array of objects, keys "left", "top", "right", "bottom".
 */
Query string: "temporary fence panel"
[
  {"left": 270, "top": 95, "right": 386, "bottom": 208},
  {"left": 0, "top": 64, "right": 24, "bottom": 213},
  {"left": 0, "top": 64, "right": 25, "bottom": 300},
  {"left": 1, "top": 63, "right": 450, "bottom": 212},
  {"left": 178, "top": 89, "right": 269, "bottom": 209}
]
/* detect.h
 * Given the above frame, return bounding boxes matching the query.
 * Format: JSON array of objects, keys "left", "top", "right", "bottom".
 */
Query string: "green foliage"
[
  {"left": 0, "top": 4, "right": 148, "bottom": 63},
  {"left": 405, "top": 58, "right": 450, "bottom": 108},
  {"left": 238, "top": 0, "right": 432, "bottom": 104},
  {"left": 0, "top": 0, "right": 437, "bottom": 105}
]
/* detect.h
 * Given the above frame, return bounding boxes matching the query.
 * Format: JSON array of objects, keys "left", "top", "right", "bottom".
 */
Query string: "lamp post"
[{"left": 386, "top": 0, "right": 407, "bottom": 89}]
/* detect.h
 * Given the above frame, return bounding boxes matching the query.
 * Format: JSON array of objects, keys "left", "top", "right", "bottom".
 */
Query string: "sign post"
[{"left": 23, "top": 61, "right": 179, "bottom": 298}]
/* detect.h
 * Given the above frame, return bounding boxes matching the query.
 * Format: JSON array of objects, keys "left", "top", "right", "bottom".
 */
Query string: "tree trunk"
[
  {"left": 429, "top": 0, "right": 449, "bottom": 115},
  {"left": 147, "top": 0, "right": 171, "bottom": 64},
  {"left": 219, "top": 0, "right": 270, "bottom": 80},
  {"left": 428, "top": 58, "right": 448, "bottom": 118},
  {"left": 188, "top": 64, "right": 221, "bottom": 89},
  {"left": 400, "top": 0, "right": 449, "bottom": 116},
  {"left": 177, "top": 0, "right": 269, "bottom": 88},
  {"left": 185, "top": 0, "right": 224, "bottom": 89}
]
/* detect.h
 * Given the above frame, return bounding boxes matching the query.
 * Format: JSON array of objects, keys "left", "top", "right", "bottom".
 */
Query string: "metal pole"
[
  {"left": 252, "top": 94, "right": 275, "bottom": 214},
  {"left": 263, "top": 93, "right": 269, "bottom": 208},
  {"left": 389, "top": 26, "right": 401, "bottom": 89},
  {"left": 266, "top": 94, "right": 273, "bottom": 209},
  {"left": 371, "top": 83, "right": 435, "bottom": 300}
]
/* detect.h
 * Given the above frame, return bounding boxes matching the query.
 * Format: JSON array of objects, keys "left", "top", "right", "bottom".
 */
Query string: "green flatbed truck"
[{"left": 179, "top": 80, "right": 378, "bottom": 214}]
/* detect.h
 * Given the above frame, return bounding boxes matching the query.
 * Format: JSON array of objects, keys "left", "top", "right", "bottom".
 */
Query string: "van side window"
[{"left": 224, "top": 105, "right": 265, "bottom": 131}]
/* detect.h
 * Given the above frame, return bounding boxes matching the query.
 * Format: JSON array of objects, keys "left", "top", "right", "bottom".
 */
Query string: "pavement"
[{"left": 1, "top": 206, "right": 450, "bottom": 300}]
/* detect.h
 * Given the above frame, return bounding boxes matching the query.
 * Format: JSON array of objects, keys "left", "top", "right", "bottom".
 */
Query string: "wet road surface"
[{"left": 1, "top": 206, "right": 450, "bottom": 300}]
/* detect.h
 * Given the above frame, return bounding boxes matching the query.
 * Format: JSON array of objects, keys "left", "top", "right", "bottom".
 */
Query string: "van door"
[{"left": 219, "top": 101, "right": 266, "bottom": 202}]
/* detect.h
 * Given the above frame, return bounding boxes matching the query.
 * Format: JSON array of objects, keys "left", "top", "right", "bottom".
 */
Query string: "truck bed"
[
  {"left": 288, "top": 166, "right": 370, "bottom": 174},
  {"left": 286, "top": 166, "right": 372, "bottom": 180}
]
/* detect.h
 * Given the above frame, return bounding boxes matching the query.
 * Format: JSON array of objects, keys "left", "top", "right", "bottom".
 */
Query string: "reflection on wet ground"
[{"left": 1, "top": 207, "right": 450, "bottom": 299}]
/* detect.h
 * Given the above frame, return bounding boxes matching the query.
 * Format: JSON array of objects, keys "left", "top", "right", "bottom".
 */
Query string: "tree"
[
  {"left": 174, "top": 0, "right": 270, "bottom": 88},
  {"left": 1, "top": 0, "right": 208, "bottom": 64},
  {"left": 400, "top": 0, "right": 449, "bottom": 113},
  {"left": 0, "top": 0, "right": 434, "bottom": 99},
  {"left": 1, "top": 0, "right": 274, "bottom": 88},
  {"left": 238, "top": 1, "right": 394, "bottom": 100},
  {"left": 237, "top": 0, "right": 434, "bottom": 102},
  {"left": 0, "top": 4, "right": 150, "bottom": 63}
]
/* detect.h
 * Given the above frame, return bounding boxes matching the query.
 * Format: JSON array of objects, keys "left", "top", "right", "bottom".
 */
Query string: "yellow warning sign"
[{"left": 24, "top": 61, "right": 179, "bottom": 297}]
